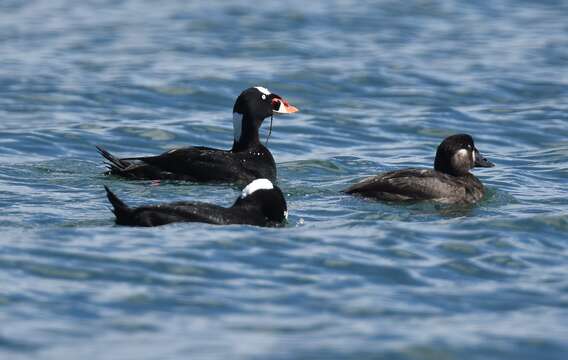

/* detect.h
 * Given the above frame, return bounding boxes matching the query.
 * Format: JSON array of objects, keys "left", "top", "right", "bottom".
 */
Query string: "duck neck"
[
  {"left": 231, "top": 112, "right": 261, "bottom": 152},
  {"left": 434, "top": 159, "right": 467, "bottom": 177},
  {"left": 434, "top": 159, "right": 450, "bottom": 175}
]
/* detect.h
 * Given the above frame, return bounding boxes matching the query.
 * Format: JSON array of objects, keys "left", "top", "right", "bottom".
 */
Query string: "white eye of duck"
[{"left": 262, "top": 94, "right": 267, "bottom": 100}]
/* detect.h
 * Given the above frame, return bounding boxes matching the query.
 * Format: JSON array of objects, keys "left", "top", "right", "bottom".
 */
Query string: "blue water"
[{"left": 1, "top": 0, "right": 568, "bottom": 359}]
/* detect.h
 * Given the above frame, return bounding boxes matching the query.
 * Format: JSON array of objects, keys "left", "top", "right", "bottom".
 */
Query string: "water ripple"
[{"left": 1, "top": 0, "right": 568, "bottom": 359}]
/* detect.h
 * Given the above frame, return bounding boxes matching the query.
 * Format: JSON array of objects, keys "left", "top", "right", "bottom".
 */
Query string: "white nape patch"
[
  {"left": 233, "top": 112, "right": 243, "bottom": 141},
  {"left": 284, "top": 210, "right": 288, "bottom": 220},
  {"left": 241, "top": 178, "right": 274, "bottom": 199},
  {"left": 254, "top": 86, "right": 271, "bottom": 96},
  {"left": 472, "top": 149, "right": 476, "bottom": 162}
]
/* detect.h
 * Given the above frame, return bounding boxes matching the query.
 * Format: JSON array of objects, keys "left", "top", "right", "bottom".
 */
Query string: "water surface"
[{"left": 1, "top": 1, "right": 567, "bottom": 359}]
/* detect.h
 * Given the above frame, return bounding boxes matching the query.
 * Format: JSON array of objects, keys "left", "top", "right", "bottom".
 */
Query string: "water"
[{"left": 1, "top": 0, "right": 567, "bottom": 358}]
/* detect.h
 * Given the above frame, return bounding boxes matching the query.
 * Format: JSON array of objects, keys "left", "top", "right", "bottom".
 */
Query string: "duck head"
[
  {"left": 434, "top": 134, "right": 494, "bottom": 176},
  {"left": 233, "top": 178, "right": 288, "bottom": 224},
  {"left": 232, "top": 87, "right": 299, "bottom": 152}
]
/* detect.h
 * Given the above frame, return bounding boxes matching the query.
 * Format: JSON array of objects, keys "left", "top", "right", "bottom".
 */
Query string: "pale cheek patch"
[
  {"left": 452, "top": 148, "right": 472, "bottom": 169},
  {"left": 456, "top": 149, "right": 469, "bottom": 158},
  {"left": 254, "top": 86, "right": 271, "bottom": 96},
  {"left": 233, "top": 112, "right": 243, "bottom": 141},
  {"left": 455, "top": 148, "right": 471, "bottom": 164},
  {"left": 241, "top": 178, "right": 274, "bottom": 199}
]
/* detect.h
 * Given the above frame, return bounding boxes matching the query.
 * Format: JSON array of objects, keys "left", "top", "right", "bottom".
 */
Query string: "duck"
[
  {"left": 104, "top": 178, "right": 287, "bottom": 227},
  {"left": 96, "top": 86, "right": 298, "bottom": 184},
  {"left": 344, "top": 134, "right": 495, "bottom": 204}
]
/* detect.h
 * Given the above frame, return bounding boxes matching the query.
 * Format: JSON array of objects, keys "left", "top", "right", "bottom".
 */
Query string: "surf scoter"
[
  {"left": 96, "top": 86, "right": 298, "bottom": 184},
  {"left": 104, "top": 178, "right": 287, "bottom": 227},
  {"left": 344, "top": 134, "right": 495, "bottom": 204}
]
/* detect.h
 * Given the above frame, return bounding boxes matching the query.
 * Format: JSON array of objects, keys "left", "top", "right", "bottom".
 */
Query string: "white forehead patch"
[
  {"left": 241, "top": 178, "right": 274, "bottom": 198},
  {"left": 233, "top": 112, "right": 243, "bottom": 141},
  {"left": 254, "top": 86, "right": 271, "bottom": 96}
]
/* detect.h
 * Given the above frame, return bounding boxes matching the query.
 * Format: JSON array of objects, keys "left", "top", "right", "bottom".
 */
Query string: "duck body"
[
  {"left": 104, "top": 178, "right": 287, "bottom": 227},
  {"left": 97, "top": 143, "right": 276, "bottom": 183},
  {"left": 345, "top": 168, "right": 485, "bottom": 204},
  {"left": 107, "top": 198, "right": 274, "bottom": 227},
  {"left": 344, "top": 134, "right": 494, "bottom": 204}
]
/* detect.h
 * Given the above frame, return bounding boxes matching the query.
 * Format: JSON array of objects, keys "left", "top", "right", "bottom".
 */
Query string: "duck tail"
[
  {"left": 96, "top": 145, "right": 129, "bottom": 172},
  {"left": 104, "top": 185, "right": 130, "bottom": 221}
]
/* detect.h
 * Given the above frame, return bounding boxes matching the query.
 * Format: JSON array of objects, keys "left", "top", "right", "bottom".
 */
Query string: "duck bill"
[
  {"left": 272, "top": 98, "right": 299, "bottom": 114},
  {"left": 474, "top": 149, "right": 495, "bottom": 168}
]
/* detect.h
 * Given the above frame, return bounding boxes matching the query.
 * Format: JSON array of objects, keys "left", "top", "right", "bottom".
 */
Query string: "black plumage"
[
  {"left": 104, "top": 179, "right": 287, "bottom": 227},
  {"left": 97, "top": 87, "right": 298, "bottom": 184}
]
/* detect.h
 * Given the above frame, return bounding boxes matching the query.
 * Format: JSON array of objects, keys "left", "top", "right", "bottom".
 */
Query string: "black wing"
[
  {"left": 127, "top": 147, "right": 245, "bottom": 181},
  {"left": 98, "top": 146, "right": 246, "bottom": 182},
  {"left": 126, "top": 202, "right": 233, "bottom": 227}
]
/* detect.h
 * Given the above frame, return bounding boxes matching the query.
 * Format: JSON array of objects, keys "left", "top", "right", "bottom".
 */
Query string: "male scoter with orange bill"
[{"left": 96, "top": 86, "right": 298, "bottom": 184}]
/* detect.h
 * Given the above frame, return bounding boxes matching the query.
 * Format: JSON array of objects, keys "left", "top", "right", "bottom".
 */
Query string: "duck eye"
[{"left": 262, "top": 94, "right": 267, "bottom": 100}]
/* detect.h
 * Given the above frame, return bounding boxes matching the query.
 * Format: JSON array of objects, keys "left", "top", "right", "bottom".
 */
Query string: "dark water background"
[{"left": 1, "top": 1, "right": 567, "bottom": 359}]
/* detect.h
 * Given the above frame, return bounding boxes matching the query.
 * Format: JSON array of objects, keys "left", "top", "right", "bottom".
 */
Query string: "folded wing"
[{"left": 345, "top": 169, "right": 464, "bottom": 201}]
